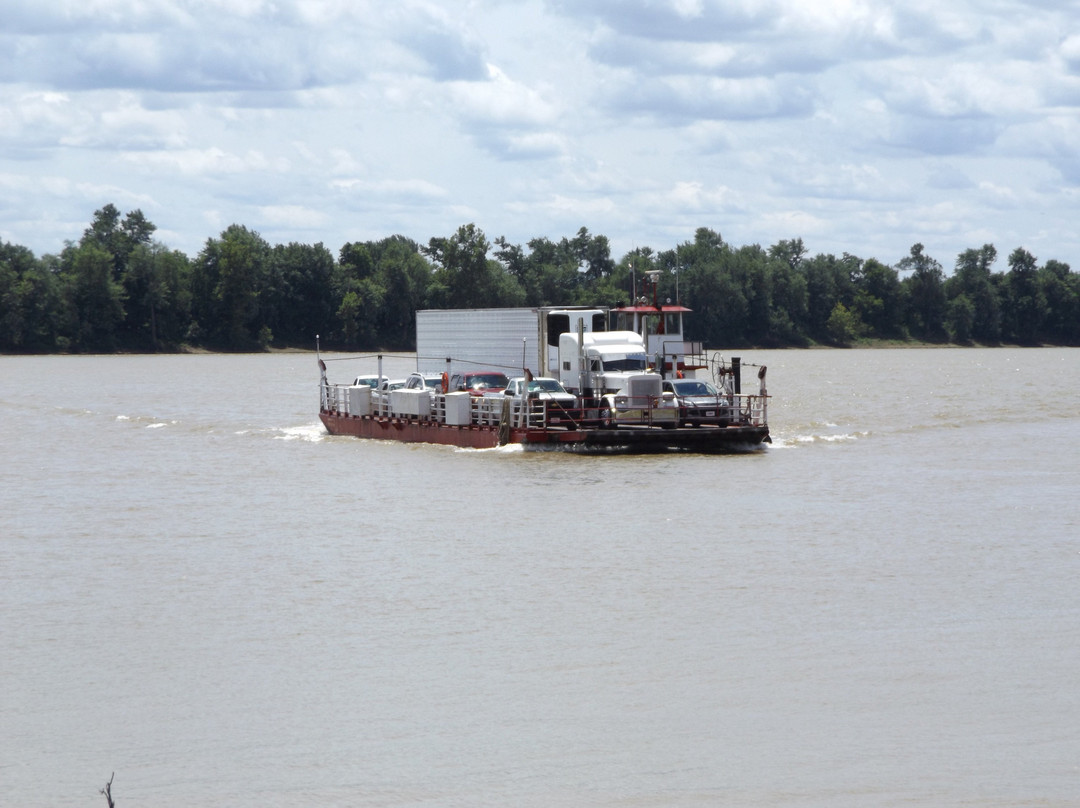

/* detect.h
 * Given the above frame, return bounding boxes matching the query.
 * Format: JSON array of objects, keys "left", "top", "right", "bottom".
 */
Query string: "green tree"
[
  {"left": 81, "top": 204, "right": 124, "bottom": 260},
  {"left": 494, "top": 234, "right": 586, "bottom": 307},
  {"left": 826, "top": 301, "right": 865, "bottom": 345},
  {"left": 1, "top": 242, "right": 62, "bottom": 351},
  {"left": 730, "top": 244, "right": 774, "bottom": 345},
  {"left": 801, "top": 252, "right": 856, "bottom": 341},
  {"left": 768, "top": 237, "right": 807, "bottom": 272},
  {"left": 191, "top": 225, "right": 271, "bottom": 349},
  {"left": 945, "top": 293, "right": 976, "bottom": 343},
  {"left": 948, "top": 245, "right": 1001, "bottom": 342},
  {"left": 493, "top": 237, "right": 529, "bottom": 297},
  {"left": 767, "top": 255, "right": 809, "bottom": 344},
  {"left": 424, "top": 224, "right": 522, "bottom": 308},
  {"left": 263, "top": 242, "right": 336, "bottom": 345},
  {"left": 673, "top": 232, "right": 750, "bottom": 346},
  {"left": 152, "top": 247, "right": 192, "bottom": 347},
  {"left": 122, "top": 243, "right": 191, "bottom": 350},
  {"left": 372, "top": 236, "right": 431, "bottom": 348},
  {"left": 898, "top": 243, "right": 946, "bottom": 340},
  {"left": 1003, "top": 247, "right": 1046, "bottom": 343},
  {"left": 1038, "top": 260, "right": 1078, "bottom": 344},
  {"left": 851, "top": 258, "right": 904, "bottom": 338},
  {"left": 334, "top": 236, "right": 431, "bottom": 348},
  {"left": 60, "top": 242, "right": 126, "bottom": 351},
  {"left": 75, "top": 205, "right": 162, "bottom": 347},
  {"left": 334, "top": 241, "right": 381, "bottom": 347},
  {"left": 575, "top": 228, "right": 616, "bottom": 283}
]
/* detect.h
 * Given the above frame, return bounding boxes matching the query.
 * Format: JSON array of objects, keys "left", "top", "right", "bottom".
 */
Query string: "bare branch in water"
[{"left": 100, "top": 772, "right": 115, "bottom": 808}]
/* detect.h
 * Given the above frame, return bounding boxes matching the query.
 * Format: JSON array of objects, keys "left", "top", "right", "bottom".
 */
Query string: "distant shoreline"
[{"left": 3, "top": 339, "right": 1070, "bottom": 358}]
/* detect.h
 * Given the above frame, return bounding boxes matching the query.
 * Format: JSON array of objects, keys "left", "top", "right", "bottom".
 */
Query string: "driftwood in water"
[{"left": 100, "top": 772, "right": 115, "bottom": 808}]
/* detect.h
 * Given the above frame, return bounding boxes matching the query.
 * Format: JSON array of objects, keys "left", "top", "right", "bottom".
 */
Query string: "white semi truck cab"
[{"left": 557, "top": 330, "right": 660, "bottom": 395}]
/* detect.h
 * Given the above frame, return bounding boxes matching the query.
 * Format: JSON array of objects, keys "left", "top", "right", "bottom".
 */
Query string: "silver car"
[
  {"left": 662, "top": 378, "right": 730, "bottom": 426},
  {"left": 504, "top": 376, "right": 578, "bottom": 408}
]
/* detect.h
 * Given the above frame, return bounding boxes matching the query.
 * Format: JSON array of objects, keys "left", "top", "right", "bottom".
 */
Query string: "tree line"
[{"left": 2, "top": 204, "right": 1078, "bottom": 353}]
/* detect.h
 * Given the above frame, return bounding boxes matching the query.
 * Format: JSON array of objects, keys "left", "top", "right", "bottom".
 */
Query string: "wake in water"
[
  {"left": 114, "top": 411, "right": 330, "bottom": 442},
  {"left": 770, "top": 421, "right": 871, "bottom": 448},
  {"left": 116, "top": 414, "right": 177, "bottom": 429},
  {"left": 272, "top": 422, "right": 329, "bottom": 442},
  {"left": 454, "top": 442, "right": 525, "bottom": 454}
]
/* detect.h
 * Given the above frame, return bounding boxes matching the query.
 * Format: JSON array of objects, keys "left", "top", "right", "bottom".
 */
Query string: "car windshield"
[
  {"left": 673, "top": 380, "right": 718, "bottom": 396},
  {"left": 529, "top": 379, "right": 567, "bottom": 393},
  {"left": 468, "top": 373, "right": 508, "bottom": 389}
]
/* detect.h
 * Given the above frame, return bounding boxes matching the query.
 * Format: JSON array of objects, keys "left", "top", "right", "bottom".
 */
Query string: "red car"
[{"left": 449, "top": 371, "right": 510, "bottom": 395}]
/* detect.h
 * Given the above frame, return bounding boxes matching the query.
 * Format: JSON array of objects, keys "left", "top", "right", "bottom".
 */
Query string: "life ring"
[{"left": 441, "top": 372, "right": 449, "bottom": 394}]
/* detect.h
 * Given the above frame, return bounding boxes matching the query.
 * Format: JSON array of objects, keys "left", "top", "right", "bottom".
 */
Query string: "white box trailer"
[{"left": 415, "top": 307, "right": 608, "bottom": 378}]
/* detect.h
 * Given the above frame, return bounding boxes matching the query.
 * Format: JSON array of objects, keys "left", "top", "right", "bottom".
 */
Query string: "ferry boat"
[{"left": 318, "top": 300, "right": 770, "bottom": 453}]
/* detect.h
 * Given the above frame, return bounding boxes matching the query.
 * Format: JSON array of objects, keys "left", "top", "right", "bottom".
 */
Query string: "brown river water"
[{"left": 2, "top": 348, "right": 1078, "bottom": 807}]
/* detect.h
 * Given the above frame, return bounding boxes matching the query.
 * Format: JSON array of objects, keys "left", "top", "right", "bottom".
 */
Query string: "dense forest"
[{"left": 2, "top": 203, "right": 1078, "bottom": 353}]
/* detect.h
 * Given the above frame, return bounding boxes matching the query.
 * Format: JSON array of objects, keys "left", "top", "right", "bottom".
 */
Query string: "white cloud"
[
  {"left": 507, "top": 193, "right": 619, "bottom": 221},
  {"left": 1061, "top": 34, "right": 1080, "bottom": 66},
  {"left": 123, "top": 147, "right": 290, "bottom": 175},
  {"left": 389, "top": 2, "right": 489, "bottom": 81},
  {"left": 665, "top": 181, "right": 737, "bottom": 213},
  {"left": 330, "top": 178, "right": 448, "bottom": 200},
  {"left": 758, "top": 209, "right": 830, "bottom": 238},
  {"left": 257, "top": 204, "right": 329, "bottom": 228}
]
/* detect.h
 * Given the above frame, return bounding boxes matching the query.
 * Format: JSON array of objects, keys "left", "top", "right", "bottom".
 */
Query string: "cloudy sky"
[{"left": 2, "top": 0, "right": 1078, "bottom": 271}]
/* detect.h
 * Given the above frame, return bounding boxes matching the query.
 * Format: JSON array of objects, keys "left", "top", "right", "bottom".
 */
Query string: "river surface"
[{"left": 2, "top": 348, "right": 1078, "bottom": 807}]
